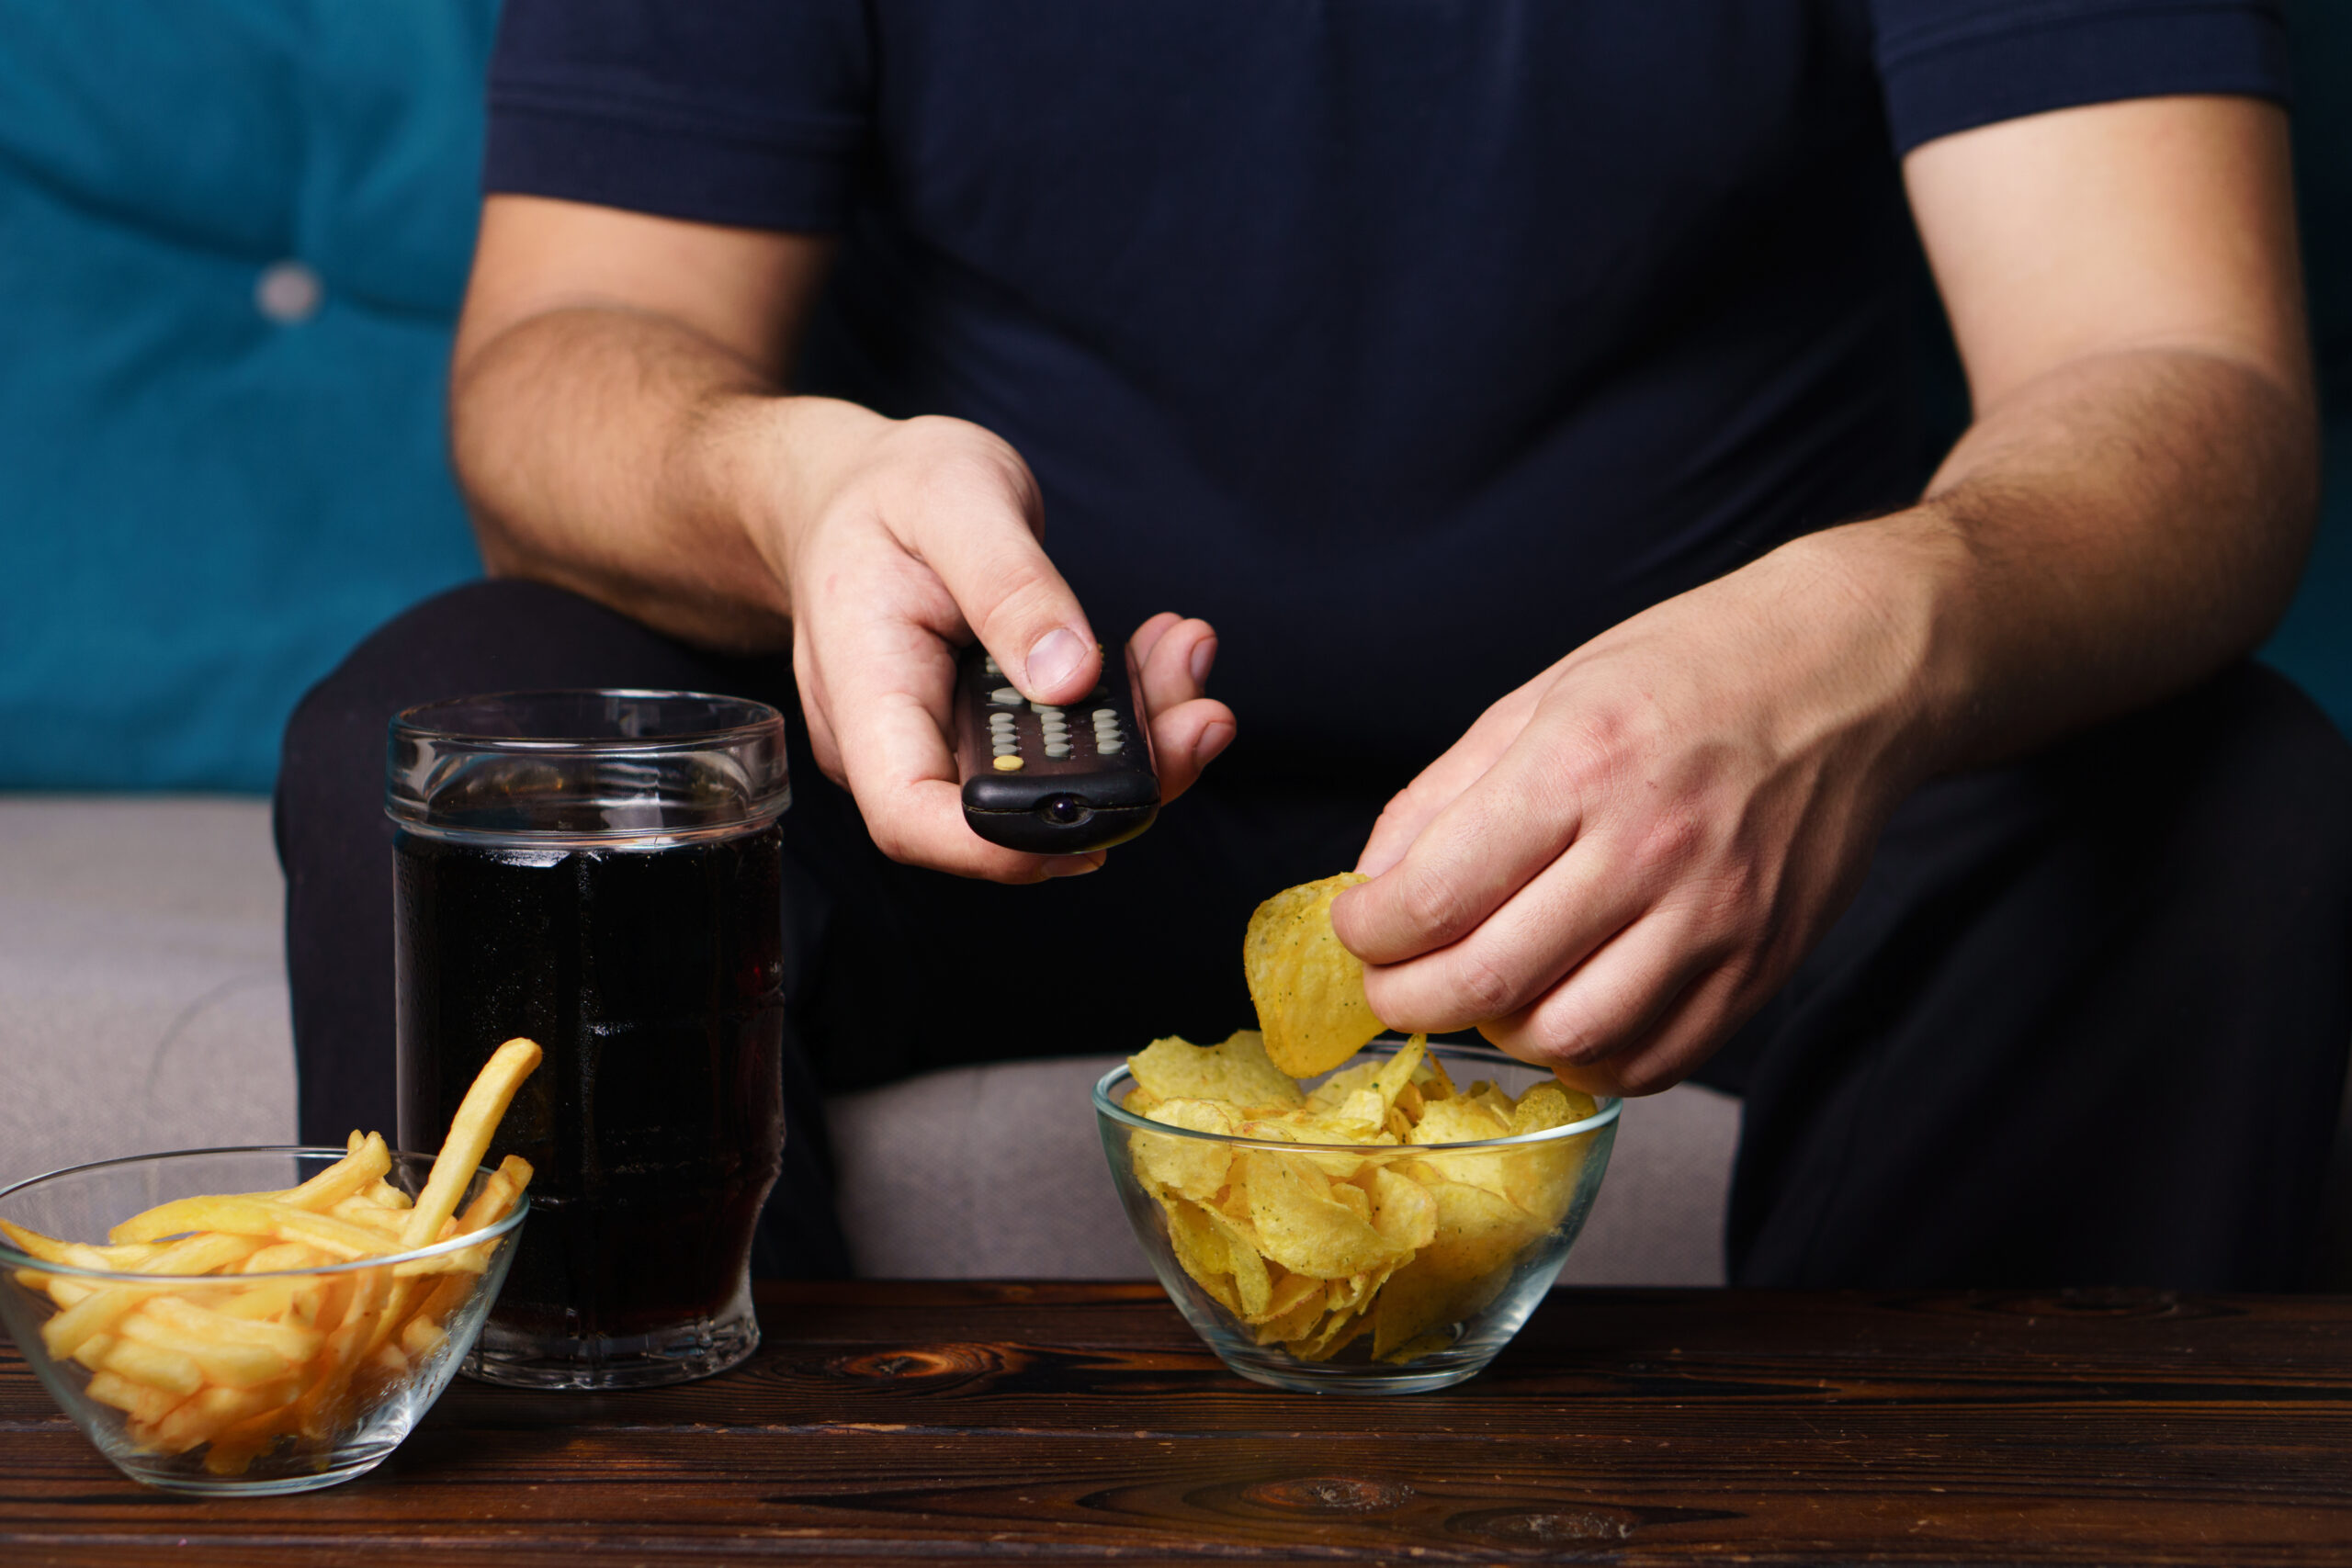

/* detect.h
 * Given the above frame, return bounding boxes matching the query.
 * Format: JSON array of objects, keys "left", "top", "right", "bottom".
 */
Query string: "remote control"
[{"left": 955, "top": 640, "right": 1160, "bottom": 854}]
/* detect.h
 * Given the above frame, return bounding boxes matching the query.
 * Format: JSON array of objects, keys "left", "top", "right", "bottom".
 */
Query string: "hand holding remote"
[{"left": 775, "top": 410, "right": 1234, "bottom": 881}]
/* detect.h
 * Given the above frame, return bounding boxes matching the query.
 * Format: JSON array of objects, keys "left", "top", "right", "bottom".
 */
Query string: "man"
[{"left": 279, "top": 0, "right": 2352, "bottom": 1286}]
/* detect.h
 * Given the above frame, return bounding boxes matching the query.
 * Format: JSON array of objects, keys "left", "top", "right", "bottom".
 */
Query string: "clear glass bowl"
[
  {"left": 1095, "top": 1040, "right": 1619, "bottom": 1394},
  {"left": 0, "top": 1146, "right": 527, "bottom": 1495}
]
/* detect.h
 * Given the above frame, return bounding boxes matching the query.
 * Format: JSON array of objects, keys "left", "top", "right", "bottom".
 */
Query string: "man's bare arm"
[
  {"left": 452, "top": 197, "right": 836, "bottom": 651},
  {"left": 1887, "top": 94, "right": 2315, "bottom": 762},
  {"left": 449, "top": 195, "right": 1237, "bottom": 880},
  {"left": 1335, "top": 96, "right": 2316, "bottom": 1094}
]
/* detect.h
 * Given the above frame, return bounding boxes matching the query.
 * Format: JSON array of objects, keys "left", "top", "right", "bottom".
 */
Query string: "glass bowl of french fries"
[
  {"left": 1097, "top": 1033, "right": 1619, "bottom": 1394},
  {"left": 0, "top": 1142, "right": 529, "bottom": 1495}
]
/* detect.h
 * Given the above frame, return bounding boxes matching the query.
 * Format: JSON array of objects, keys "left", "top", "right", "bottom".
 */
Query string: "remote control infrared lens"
[{"left": 1039, "top": 794, "right": 1092, "bottom": 828}]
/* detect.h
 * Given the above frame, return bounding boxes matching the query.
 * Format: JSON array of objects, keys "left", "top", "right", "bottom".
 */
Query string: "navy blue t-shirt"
[{"left": 484, "top": 1, "right": 2288, "bottom": 797}]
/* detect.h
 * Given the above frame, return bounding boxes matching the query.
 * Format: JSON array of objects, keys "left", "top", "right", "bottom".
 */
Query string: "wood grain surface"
[{"left": 5, "top": 1282, "right": 2350, "bottom": 1565}]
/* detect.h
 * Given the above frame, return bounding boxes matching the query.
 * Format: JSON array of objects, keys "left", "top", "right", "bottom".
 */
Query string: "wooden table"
[{"left": 5, "top": 1281, "right": 2350, "bottom": 1564}]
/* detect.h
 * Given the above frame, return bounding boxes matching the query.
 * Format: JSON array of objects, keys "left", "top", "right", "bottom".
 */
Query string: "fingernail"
[
  {"left": 1196, "top": 719, "right": 1235, "bottom": 764},
  {"left": 1188, "top": 635, "right": 1216, "bottom": 687},
  {"left": 1046, "top": 852, "right": 1104, "bottom": 878},
  {"left": 1026, "top": 627, "right": 1085, "bottom": 695}
]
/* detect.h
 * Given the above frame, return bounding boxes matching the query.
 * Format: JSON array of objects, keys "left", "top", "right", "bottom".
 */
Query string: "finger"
[
  {"left": 1335, "top": 705, "right": 1589, "bottom": 967},
  {"left": 1353, "top": 680, "right": 1549, "bottom": 878},
  {"left": 1135, "top": 615, "right": 1216, "bottom": 716},
  {"left": 1132, "top": 615, "right": 1232, "bottom": 802},
  {"left": 1149, "top": 696, "right": 1237, "bottom": 803},
  {"left": 1545, "top": 961, "right": 1749, "bottom": 1099},
  {"left": 1357, "top": 834, "right": 1648, "bottom": 1033},
  {"left": 899, "top": 453, "right": 1102, "bottom": 706},
  {"left": 1129, "top": 611, "right": 1185, "bottom": 674},
  {"left": 1477, "top": 913, "right": 1730, "bottom": 1094},
  {"left": 813, "top": 602, "right": 1080, "bottom": 883}
]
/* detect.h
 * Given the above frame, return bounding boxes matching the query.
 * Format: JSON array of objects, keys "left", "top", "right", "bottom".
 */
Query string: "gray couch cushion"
[
  {"left": 0, "top": 795, "right": 1737, "bottom": 1284},
  {"left": 0, "top": 795, "right": 297, "bottom": 1189}
]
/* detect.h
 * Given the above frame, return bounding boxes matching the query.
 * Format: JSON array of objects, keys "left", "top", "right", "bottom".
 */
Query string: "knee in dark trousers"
[{"left": 1709, "top": 663, "right": 2352, "bottom": 1289}]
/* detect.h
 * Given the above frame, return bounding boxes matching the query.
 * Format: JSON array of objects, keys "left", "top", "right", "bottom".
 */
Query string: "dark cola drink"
[{"left": 388, "top": 691, "right": 791, "bottom": 1390}]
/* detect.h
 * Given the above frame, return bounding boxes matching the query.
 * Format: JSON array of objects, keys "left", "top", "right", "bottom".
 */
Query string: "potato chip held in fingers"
[{"left": 1243, "top": 874, "right": 1387, "bottom": 1077}]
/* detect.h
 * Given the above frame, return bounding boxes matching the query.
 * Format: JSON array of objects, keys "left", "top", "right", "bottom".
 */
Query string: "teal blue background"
[
  {"left": 0, "top": 0, "right": 2344, "bottom": 792},
  {"left": 2266, "top": 0, "right": 2352, "bottom": 723},
  {"left": 0, "top": 1, "right": 497, "bottom": 791}
]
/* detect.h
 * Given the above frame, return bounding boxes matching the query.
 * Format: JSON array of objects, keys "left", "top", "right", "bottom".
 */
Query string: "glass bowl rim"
[
  {"left": 0, "top": 1144, "right": 531, "bottom": 1283},
  {"left": 390, "top": 687, "right": 784, "bottom": 752},
  {"left": 1091, "top": 1038, "right": 1621, "bottom": 1155}
]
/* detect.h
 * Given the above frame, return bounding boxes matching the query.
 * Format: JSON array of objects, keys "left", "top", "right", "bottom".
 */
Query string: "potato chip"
[
  {"left": 1162, "top": 1199, "right": 1240, "bottom": 1314},
  {"left": 1240, "top": 1150, "right": 1405, "bottom": 1279},
  {"left": 1364, "top": 1166, "right": 1439, "bottom": 1254},
  {"left": 1208, "top": 1209, "right": 1274, "bottom": 1319},
  {"left": 1243, "top": 874, "right": 1387, "bottom": 1077},
  {"left": 1370, "top": 1179, "right": 1541, "bottom": 1359},
  {"left": 1252, "top": 1276, "right": 1329, "bottom": 1345},
  {"left": 1135, "top": 1099, "right": 1239, "bottom": 1201},
  {"left": 1127, "top": 1032, "right": 1305, "bottom": 1113}
]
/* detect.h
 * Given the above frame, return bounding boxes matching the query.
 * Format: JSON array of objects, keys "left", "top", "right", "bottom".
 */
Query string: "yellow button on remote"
[{"left": 993, "top": 754, "right": 1025, "bottom": 772}]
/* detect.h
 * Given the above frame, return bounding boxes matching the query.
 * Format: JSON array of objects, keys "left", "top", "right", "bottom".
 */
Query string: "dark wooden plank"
[{"left": 6, "top": 1283, "right": 2351, "bottom": 1565}]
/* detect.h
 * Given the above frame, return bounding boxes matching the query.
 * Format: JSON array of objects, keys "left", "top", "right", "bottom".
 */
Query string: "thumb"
[{"left": 903, "top": 436, "right": 1100, "bottom": 705}]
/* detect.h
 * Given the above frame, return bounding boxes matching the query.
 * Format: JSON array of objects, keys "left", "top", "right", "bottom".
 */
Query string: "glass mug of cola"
[{"left": 388, "top": 691, "right": 789, "bottom": 1389}]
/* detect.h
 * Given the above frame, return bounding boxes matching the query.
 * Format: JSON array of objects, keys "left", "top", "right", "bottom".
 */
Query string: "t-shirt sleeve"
[
  {"left": 482, "top": 0, "right": 871, "bottom": 232},
  {"left": 1871, "top": 0, "right": 2290, "bottom": 155}
]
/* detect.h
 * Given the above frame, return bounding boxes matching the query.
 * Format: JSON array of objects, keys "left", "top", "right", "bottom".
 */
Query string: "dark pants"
[{"left": 277, "top": 579, "right": 2352, "bottom": 1289}]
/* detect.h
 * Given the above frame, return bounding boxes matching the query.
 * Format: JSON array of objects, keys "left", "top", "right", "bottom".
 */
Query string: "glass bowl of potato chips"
[
  {"left": 1097, "top": 1032, "right": 1619, "bottom": 1393},
  {"left": 0, "top": 1145, "right": 528, "bottom": 1494}
]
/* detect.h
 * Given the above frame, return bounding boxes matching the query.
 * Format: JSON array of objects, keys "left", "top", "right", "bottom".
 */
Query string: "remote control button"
[
  {"left": 1099, "top": 741, "right": 1125, "bottom": 755},
  {"left": 1091, "top": 708, "right": 1117, "bottom": 721},
  {"left": 992, "top": 754, "right": 1025, "bottom": 772},
  {"left": 990, "top": 687, "right": 1022, "bottom": 706},
  {"left": 1033, "top": 702, "right": 1062, "bottom": 716},
  {"left": 983, "top": 655, "right": 1001, "bottom": 676},
  {"left": 991, "top": 741, "right": 1020, "bottom": 756},
  {"left": 1044, "top": 743, "right": 1071, "bottom": 758},
  {"left": 1041, "top": 720, "right": 1069, "bottom": 737}
]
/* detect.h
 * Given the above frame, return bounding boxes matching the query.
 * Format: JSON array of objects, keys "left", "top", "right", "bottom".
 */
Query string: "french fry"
[
  {"left": 85, "top": 1369, "right": 189, "bottom": 1427},
  {"left": 275, "top": 1132, "right": 391, "bottom": 1213},
  {"left": 148, "top": 1377, "right": 301, "bottom": 1457},
  {"left": 399, "top": 1313, "right": 447, "bottom": 1361},
  {"left": 311, "top": 1274, "right": 356, "bottom": 1337},
  {"left": 239, "top": 1242, "right": 330, "bottom": 1274},
  {"left": 116, "top": 1310, "right": 294, "bottom": 1389},
  {"left": 108, "top": 1196, "right": 392, "bottom": 1258},
  {"left": 138, "top": 1294, "right": 322, "bottom": 1363},
  {"left": 401, "top": 1038, "right": 542, "bottom": 1251},
  {"left": 96, "top": 1336, "right": 204, "bottom": 1400},
  {"left": 295, "top": 1266, "right": 390, "bottom": 1441},
  {"left": 0, "top": 1217, "right": 74, "bottom": 1264},
  {"left": 200, "top": 1400, "right": 301, "bottom": 1477},
  {"left": 326, "top": 1197, "right": 410, "bottom": 1237},
  {"left": 393, "top": 1155, "right": 532, "bottom": 1278}
]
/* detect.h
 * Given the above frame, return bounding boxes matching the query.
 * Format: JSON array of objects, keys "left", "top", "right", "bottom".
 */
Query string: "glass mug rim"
[{"left": 387, "top": 688, "right": 789, "bottom": 847}]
